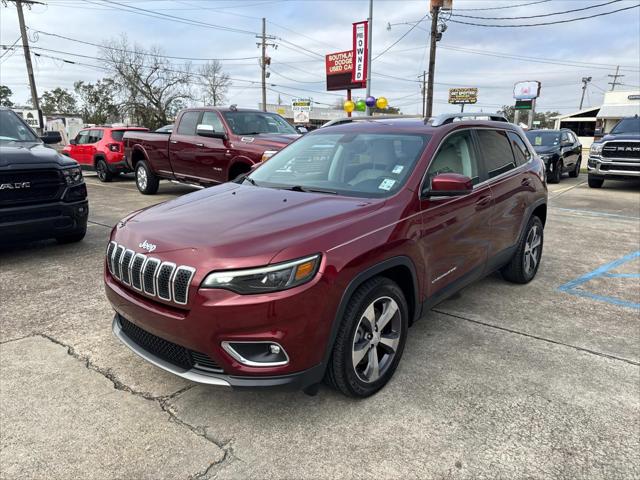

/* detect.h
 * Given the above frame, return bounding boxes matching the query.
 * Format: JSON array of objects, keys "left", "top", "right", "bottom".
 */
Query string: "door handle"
[
  {"left": 170, "top": 140, "right": 178, "bottom": 144},
  {"left": 521, "top": 178, "right": 531, "bottom": 187},
  {"left": 476, "top": 195, "right": 491, "bottom": 208},
  {"left": 195, "top": 143, "right": 204, "bottom": 147}
]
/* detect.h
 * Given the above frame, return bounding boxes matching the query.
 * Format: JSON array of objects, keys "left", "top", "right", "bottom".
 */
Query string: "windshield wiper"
[
  {"left": 235, "top": 173, "right": 259, "bottom": 186},
  {"left": 285, "top": 185, "right": 338, "bottom": 195}
]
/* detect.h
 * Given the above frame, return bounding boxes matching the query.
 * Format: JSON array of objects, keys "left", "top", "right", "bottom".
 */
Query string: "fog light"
[{"left": 221, "top": 341, "right": 289, "bottom": 367}]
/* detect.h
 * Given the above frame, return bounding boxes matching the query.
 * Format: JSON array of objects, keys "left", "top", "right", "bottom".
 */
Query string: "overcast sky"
[{"left": 1, "top": 0, "right": 639, "bottom": 116}]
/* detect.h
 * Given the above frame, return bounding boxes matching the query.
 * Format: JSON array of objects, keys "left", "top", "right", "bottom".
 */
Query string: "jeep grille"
[{"left": 107, "top": 241, "right": 196, "bottom": 306}]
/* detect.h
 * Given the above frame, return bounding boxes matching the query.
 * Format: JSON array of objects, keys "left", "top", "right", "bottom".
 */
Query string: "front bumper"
[
  {"left": 0, "top": 197, "right": 88, "bottom": 241},
  {"left": 587, "top": 155, "right": 640, "bottom": 178},
  {"left": 112, "top": 313, "right": 325, "bottom": 390}
]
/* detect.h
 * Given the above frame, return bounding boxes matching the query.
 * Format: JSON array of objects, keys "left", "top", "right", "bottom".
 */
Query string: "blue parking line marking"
[{"left": 558, "top": 251, "right": 640, "bottom": 310}]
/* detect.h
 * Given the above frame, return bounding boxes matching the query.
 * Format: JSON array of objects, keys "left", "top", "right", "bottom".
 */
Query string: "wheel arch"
[
  {"left": 321, "top": 256, "right": 420, "bottom": 367},
  {"left": 228, "top": 157, "right": 253, "bottom": 181},
  {"left": 130, "top": 146, "right": 150, "bottom": 170},
  {"left": 93, "top": 153, "right": 107, "bottom": 167}
]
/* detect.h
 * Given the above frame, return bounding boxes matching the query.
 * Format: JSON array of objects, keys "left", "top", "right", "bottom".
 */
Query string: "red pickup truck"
[{"left": 123, "top": 107, "right": 300, "bottom": 194}]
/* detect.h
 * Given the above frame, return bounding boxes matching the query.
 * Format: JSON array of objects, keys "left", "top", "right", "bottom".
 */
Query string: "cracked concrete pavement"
[{"left": 1, "top": 174, "right": 639, "bottom": 479}]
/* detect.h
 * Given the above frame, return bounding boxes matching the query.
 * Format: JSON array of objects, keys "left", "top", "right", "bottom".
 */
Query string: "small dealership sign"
[
  {"left": 291, "top": 98, "right": 312, "bottom": 124},
  {"left": 352, "top": 21, "right": 368, "bottom": 84},
  {"left": 325, "top": 50, "right": 366, "bottom": 91},
  {"left": 513, "top": 81, "right": 541, "bottom": 100},
  {"left": 448, "top": 87, "right": 478, "bottom": 105}
]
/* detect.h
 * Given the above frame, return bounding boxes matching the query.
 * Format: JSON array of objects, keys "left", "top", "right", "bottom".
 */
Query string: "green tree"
[
  {"left": 0, "top": 85, "right": 14, "bottom": 107},
  {"left": 40, "top": 87, "right": 77, "bottom": 115},
  {"left": 74, "top": 79, "right": 120, "bottom": 124},
  {"left": 498, "top": 105, "right": 515, "bottom": 123}
]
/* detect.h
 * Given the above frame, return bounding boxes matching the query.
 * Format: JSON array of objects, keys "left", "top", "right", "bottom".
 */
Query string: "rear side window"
[
  {"left": 506, "top": 132, "right": 531, "bottom": 166},
  {"left": 476, "top": 129, "right": 517, "bottom": 179},
  {"left": 176, "top": 111, "right": 201, "bottom": 135},
  {"left": 111, "top": 131, "right": 126, "bottom": 141},
  {"left": 200, "top": 112, "right": 225, "bottom": 133},
  {"left": 426, "top": 130, "right": 480, "bottom": 189}
]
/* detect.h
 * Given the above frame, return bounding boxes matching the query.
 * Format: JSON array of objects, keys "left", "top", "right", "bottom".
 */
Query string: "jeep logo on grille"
[
  {"left": 0, "top": 182, "right": 31, "bottom": 190},
  {"left": 138, "top": 240, "right": 157, "bottom": 252}
]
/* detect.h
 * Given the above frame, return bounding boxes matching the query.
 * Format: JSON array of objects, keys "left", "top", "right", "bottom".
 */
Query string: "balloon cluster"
[{"left": 343, "top": 96, "right": 388, "bottom": 113}]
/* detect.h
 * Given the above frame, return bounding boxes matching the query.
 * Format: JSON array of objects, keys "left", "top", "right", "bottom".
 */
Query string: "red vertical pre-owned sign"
[{"left": 351, "top": 20, "right": 368, "bottom": 84}]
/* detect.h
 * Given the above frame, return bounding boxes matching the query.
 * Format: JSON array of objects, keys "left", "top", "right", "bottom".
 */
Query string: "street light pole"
[
  {"left": 579, "top": 76, "right": 592, "bottom": 110},
  {"left": 365, "top": 0, "right": 373, "bottom": 116}
]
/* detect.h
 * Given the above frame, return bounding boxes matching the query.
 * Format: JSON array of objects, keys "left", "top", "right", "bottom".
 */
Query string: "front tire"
[
  {"left": 95, "top": 158, "right": 113, "bottom": 183},
  {"left": 325, "top": 277, "right": 408, "bottom": 398},
  {"left": 548, "top": 159, "right": 562, "bottom": 184},
  {"left": 569, "top": 156, "right": 581, "bottom": 178},
  {"left": 501, "top": 216, "right": 543, "bottom": 284},
  {"left": 588, "top": 175, "right": 604, "bottom": 188},
  {"left": 135, "top": 160, "right": 160, "bottom": 195}
]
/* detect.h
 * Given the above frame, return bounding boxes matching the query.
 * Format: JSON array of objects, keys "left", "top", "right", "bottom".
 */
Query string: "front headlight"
[
  {"left": 590, "top": 143, "right": 603, "bottom": 156},
  {"left": 62, "top": 166, "right": 83, "bottom": 186},
  {"left": 261, "top": 150, "right": 278, "bottom": 162},
  {"left": 540, "top": 154, "right": 554, "bottom": 161},
  {"left": 201, "top": 254, "right": 321, "bottom": 294}
]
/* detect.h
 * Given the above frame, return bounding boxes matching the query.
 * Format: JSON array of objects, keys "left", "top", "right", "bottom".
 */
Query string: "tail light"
[{"left": 108, "top": 143, "right": 121, "bottom": 152}]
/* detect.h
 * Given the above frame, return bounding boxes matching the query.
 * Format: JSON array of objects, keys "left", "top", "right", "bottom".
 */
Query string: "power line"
[
  {"left": 453, "top": 0, "right": 552, "bottom": 11},
  {"left": 446, "top": 4, "right": 640, "bottom": 28},
  {"left": 451, "top": 0, "right": 624, "bottom": 20},
  {"left": 29, "top": 29, "right": 260, "bottom": 61},
  {"left": 373, "top": 12, "right": 429, "bottom": 61}
]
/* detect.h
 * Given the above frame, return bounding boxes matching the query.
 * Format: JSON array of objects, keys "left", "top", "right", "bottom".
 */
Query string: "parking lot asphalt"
[{"left": 1, "top": 173, "right": 639, "bottom": 479}]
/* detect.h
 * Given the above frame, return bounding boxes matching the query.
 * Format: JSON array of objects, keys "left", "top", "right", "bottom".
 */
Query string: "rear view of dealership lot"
[
  {"left": 2, "top": 0, "right": 640, "bottom": 479},
  {"left": 1, "top": 174, "right": 638, "bottom": 479}
]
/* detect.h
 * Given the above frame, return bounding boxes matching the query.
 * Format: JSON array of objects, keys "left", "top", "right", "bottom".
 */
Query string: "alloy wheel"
[
  {"left": 137, "top": 165, "right": 148, "bottom": 190},
  {"left": 352, "top": 296, "right": 402, "bottom": 383},
  {"left": 523, "top": 225, "right": 542, "bottom": 276},
  {"left": 96, "top": 161, "right": 107, "bottom": 181}
]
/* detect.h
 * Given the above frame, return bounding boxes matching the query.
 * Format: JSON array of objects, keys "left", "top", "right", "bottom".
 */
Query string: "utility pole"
[
  {"left": 364, "top": 0, "right": 373, "bottom": 116},
  {"left": 426, "top": 3, "right": 440, "bottom": 118},
  {"left": 419, "top": 71, "right": 427, "bottom": 117},
  {"left": 608, "top": 66, "right": 624, "bottom": 91},
  {"left": 11, "top": 0, "right": 44, "bottom": 133},
  {"left": 257, "top": 18, "right": 276, "bottom": 112},
  {"left": 579, "top": 76, "right": 592, "bottom": 110}
]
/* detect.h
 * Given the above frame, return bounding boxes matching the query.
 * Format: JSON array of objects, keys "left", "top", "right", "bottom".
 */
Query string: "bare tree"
[
  {"left": 199, "top": 60, "right": 231, "bottom": 106},
  {"left": 100, "top": 36, "right": 193, "bottom": 129}
]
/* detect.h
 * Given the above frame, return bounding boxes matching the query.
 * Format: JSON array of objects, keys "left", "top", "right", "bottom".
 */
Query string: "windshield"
[
  {"left": 222, "top": 111, "right": 297, "bottom": 135},
  {"left": 0, "top": 110, "right": 39, "bottom": 142},
  {"left": 611, "top": 117, "right": 640, "bottom": 135},
  {"left": 525, "top": 131, "right": 560, "bottom": 147},
  {"left": 248, "top": 132, "right": 430, "bottom": 198}
]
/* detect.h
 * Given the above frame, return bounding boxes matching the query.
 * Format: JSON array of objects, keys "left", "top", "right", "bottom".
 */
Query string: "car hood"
[
  {"left": 113, "top": 183, "right": 386, "bottom": 272},
  {"left": 531, "top": 145, "right": 559, "bottom": 154},
  {"left": 0, "top": 142, "right": 77, "bottom": 169},
  {"left": 600, "top": 133, "right": 640, "bottom": 142},
  {"left": 241, "top": 133, "right": 300, "bottom": 148}
]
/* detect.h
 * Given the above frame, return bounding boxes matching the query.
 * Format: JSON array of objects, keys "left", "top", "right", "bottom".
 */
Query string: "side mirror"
[
  {"left": 196, "top": 124, "right": 227, "bottom": 140},
  {"left": 594, "top": 128, "right": 604, "bottom": 139},
  {"left": 295, "top": 126, "right": 308, "bottom": 134},
  {"left": 69, "top": 138, "right": 77, "bottom": 145},
  {"left": 425, "top": 173, "right": 473, "bottom": 197},
  {"left": 41, "top": 131, "right": 62, "bottom": 144}
]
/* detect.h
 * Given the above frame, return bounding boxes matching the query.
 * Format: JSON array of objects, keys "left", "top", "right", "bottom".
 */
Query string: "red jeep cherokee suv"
[
  {"left": 105, "top": 114, "right": 547, "bottom": 397},
  {"left": 63, "top": 126, "right": 148, "bottom": 182}
]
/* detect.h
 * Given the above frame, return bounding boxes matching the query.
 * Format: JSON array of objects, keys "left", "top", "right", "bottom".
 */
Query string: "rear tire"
[
  {"left": 501, "top": 216, "right": 543, "bottom": 284},
  {"left": 588, "top": 175, "right": 604, "bottom": 188},
  {"left": 325, "top": 277, "right": 408, "bottom": 398},
  {"left": 56, "top": 228, "right": 86, "bottom": 244},
  {"left": 135, "top": 160, "right": 159, "bottom": 195},
  {"left": 569, "top": 156, "right": 581, "bottom": 178},
  {"left": 95, "top": 158, "right": 113, "bottom": 183}
]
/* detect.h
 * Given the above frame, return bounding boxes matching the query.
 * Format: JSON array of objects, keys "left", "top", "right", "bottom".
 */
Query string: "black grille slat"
[
  {"left": 143, "top": 258, "right": 160, "bottom": 296},
  {"left": 119, "top": 317, "right": 222, "bottom": 372},
  {"left": 173, "top": 267, "right": 194, "bottom": 305},
  {"left": 106, "top": 242, "right": 116, "bottom": 274},
  {"left": 121, "top": 250, "right": 134, "bottom": 285},
  {"left": 0, "top": 169, "right": 63, "bottom": 206},
  {"left": 157, "top": 263, "right": 175, "bottom": 300},
  {"left": 113, "top": 246, "right": 126, "bottom": 280},
  {"left": 130, "top": 254, "right": 145, "bottom": 290}
]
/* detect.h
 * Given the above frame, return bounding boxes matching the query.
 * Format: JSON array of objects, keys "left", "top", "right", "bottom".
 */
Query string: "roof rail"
[{"left": 427, "top": 112, "right": 509, "bottom": 127}]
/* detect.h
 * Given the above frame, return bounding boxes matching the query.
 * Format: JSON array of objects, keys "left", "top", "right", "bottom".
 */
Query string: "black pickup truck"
[
  {"left": 588, "top": 116, "right": 640, "bottom": 188},
  {"left": 0, "top": 107, "right": 88, "bottom": 243}
]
